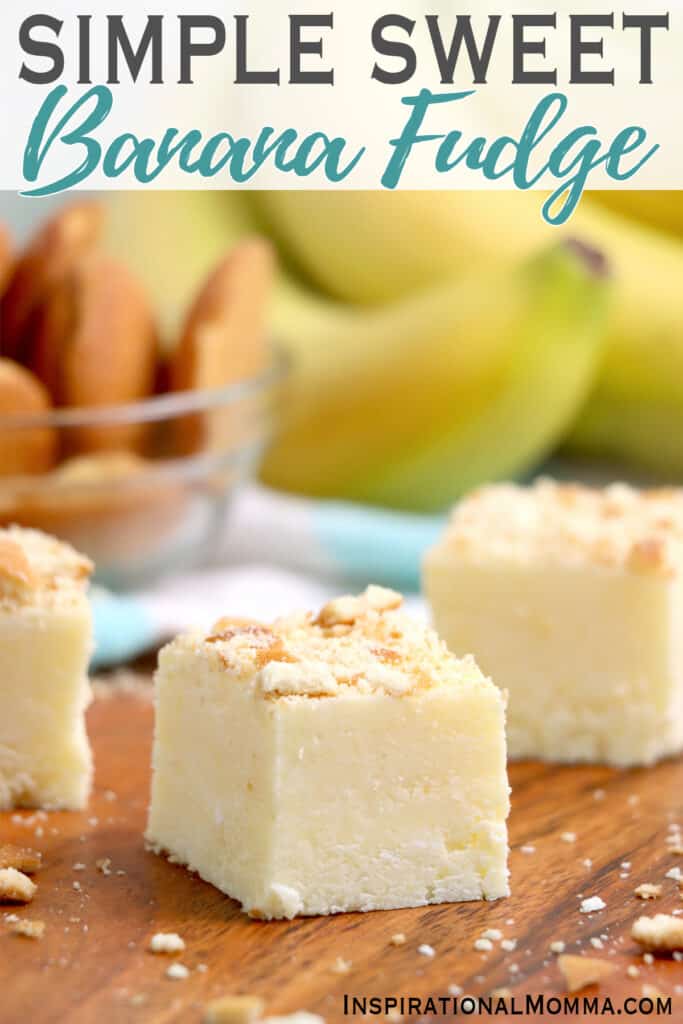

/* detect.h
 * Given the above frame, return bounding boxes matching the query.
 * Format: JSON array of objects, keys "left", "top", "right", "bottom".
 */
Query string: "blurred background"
[{"left": 0, "top": 189, "right": 680, "bottom": 662}]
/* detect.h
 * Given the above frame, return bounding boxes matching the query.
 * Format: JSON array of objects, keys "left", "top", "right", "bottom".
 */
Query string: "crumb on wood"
[
  {"left": 632, "top": 914, "right": 683, "bottom": 953},
  {"left": 0, "top": 868, "right": 36, "bottom": 903},
  {"left": 166, "top": 963, "right": 190, "bottom": 980},
  {"left": 202, "top": 994, "right": 265, "bottom": 1024},
  {"left": 149, "top": 932, "right": 185, "bottom": 954},
  {"left": 329, "top": 957, "right": 352, "bottom": 975},
  {"left": 557, "top": 955, "right": 616, "bottom": 993},
  {"left": 635, "top": 884, "right": 663, "bottom": 900},
  {"left": 10, "top": 918, "right": 45, "bottom": 939}
]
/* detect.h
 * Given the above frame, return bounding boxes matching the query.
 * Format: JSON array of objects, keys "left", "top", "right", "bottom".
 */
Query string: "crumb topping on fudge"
[
  {"left": 438, "top": 480, "right": 683, "bottom": 576},
  {"left": 189, "top": 586, "right": 487, "bottom": 697},
  {"left": 0, "top": 527, "right": 92, "bottom": 609}
]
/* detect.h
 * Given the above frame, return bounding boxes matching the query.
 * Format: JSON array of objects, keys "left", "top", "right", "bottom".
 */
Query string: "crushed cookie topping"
[
  {"left": 315, "top": 585, "right": 402, "bottom": 627},
  {"left": 184, "top": 586, "right": 486, "bottom": 699},
  {"left": 0, "top": 526, "right": 92, "bottom": 609},
  {"left": 0, "top": 539, "right": 38, "bottom": 601},
  {"left": 438, "top": 479, "right": 683, "bottom": 576},
  {"left": 207, "top": 618, "right": 269, "bottom": 641}
]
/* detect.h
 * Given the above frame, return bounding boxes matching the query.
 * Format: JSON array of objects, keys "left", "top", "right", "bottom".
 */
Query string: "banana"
[
  {"left": 589, "top": 191, "right": 683, "bottom": 240},
  {"left": 250, "top": 190, "right": 548, "bottom": 304},
  {"left": 108, "top": 189, "right": 683, "bottom": 484},
  {"left": 106, "top": 193, "right": 608, "bottom": 507},
  {"left": 253, "top": 190, "right": 683, "bottom": 478},
  {"left": 262, "top": 240, "right": 608, "bottom": 509},
  {"left": 564, "top": 206, "right": 683, "bottom": 476}
]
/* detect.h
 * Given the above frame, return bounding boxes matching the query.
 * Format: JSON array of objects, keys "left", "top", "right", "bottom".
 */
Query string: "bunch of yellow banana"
[
  {"left": 106, "top": 191, "right": 607, "bottom": 509},
  {"left": 106, "top": 187, "right": 683, "bottom": 508},
  {"left": 266, "top": 240, "right": 610, "bottom": 508},
  {"left": 253, "top": 190, "right": 683, "bottom": 483}
]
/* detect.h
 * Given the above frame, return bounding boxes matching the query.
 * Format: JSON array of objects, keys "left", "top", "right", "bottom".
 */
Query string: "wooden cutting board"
[{"left": 1, "top": 683, "right": 682, "bottom": 1024}]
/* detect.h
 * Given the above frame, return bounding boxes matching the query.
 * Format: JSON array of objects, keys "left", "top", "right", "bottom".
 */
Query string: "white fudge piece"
[
  {"left": 0, "top": 527, "right": 93, "bottom": 809},
  {"left": 147, "top": 585, "right": 509, "bottom": 918},
  {"left": 424, "top": 480, "right": 683, "bottom": 767}
]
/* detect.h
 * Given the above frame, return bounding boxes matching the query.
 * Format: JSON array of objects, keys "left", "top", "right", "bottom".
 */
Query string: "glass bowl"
[{"left": 0, "top": 356, "right": 286, "bottom": 589}]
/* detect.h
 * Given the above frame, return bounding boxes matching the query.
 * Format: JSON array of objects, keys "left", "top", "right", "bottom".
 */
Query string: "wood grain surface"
[{"left": 2, "top": 684, "right": 682, "bottom": 1024}]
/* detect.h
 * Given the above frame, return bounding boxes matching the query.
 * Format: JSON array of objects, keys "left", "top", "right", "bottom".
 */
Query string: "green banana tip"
[{"left": 562, "top": 237, "right": 610, "bottom": 280}]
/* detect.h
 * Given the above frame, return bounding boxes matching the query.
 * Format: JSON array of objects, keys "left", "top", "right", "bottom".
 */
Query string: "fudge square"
[
  {"left": 0, "top": 527, "right": 93, "bottom": 809},
  {"left": 424, "top": 480, "right": 683, "bottom": 767},
  {"left": 146, "top": 585, "right": 509, "bottom": 918}
]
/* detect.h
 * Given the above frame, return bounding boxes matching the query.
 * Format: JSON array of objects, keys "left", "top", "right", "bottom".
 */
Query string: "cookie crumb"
[
  {"left": 202, "top": 995, "right": 265, "bottom": 1024},
  {"left": 558, "top": 955, "right": 615, "bottom": 993},
  {"left": 9, "top": 918, "right": 45, "bottom": 939},
  {"left": 632, "top": 914, "right": 683, "bottom": 952},
  {"left": 579, "top": 896, "right": 606, "bottom": 914},
  {"left": 0, "top": 868, "right": 36, "bottom": 903},
  {"left": 166, "top": 963, "right": 190, "bottom": 980},
  {"left": 149, "top": 932, "right": 185, "bottom": 954},
  {"left": 635, "top": 884, "right": 662, "bottom": 901}
]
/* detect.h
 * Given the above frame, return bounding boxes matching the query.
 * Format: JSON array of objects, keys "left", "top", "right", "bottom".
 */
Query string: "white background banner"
[{"left": 0, "top": 1, "right": 681, "bottom": 210}]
